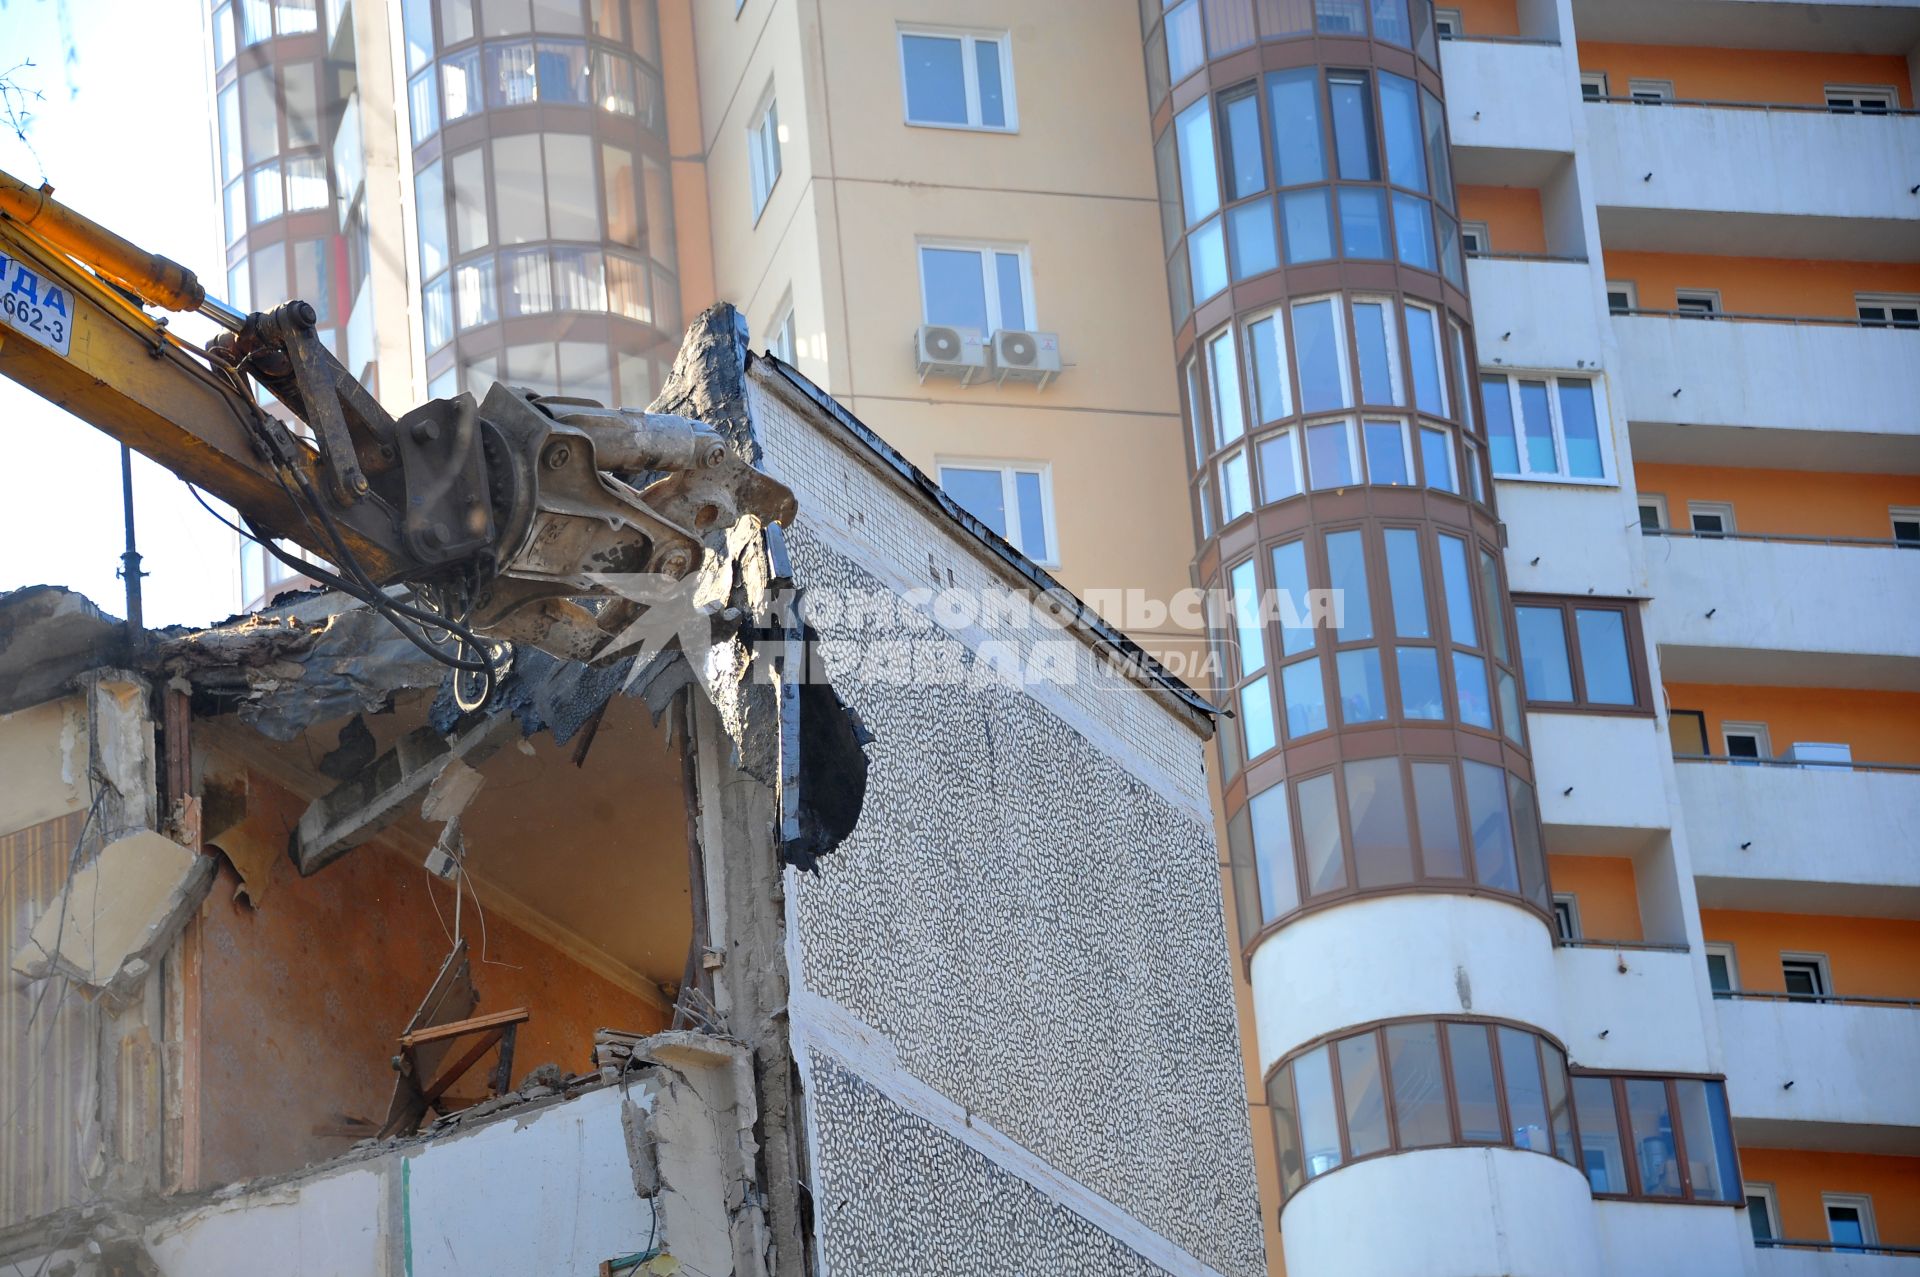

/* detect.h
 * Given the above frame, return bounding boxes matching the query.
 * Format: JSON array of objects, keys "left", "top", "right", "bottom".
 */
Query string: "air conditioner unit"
[
  {"left": 915, "top": 325, "right": 988, "bottom": 386},
  {"left": 989, "top": 328, "right": 1062, "bottom": 389}
]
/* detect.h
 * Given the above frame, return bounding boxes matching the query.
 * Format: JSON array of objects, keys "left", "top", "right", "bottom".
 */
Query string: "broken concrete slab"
[{"left": 10, "top": 829, "right": 216, "bottom": 998}]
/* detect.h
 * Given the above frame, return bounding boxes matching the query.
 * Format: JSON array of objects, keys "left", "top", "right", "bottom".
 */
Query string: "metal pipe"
[
  {"left": 0, "top": 167, "right": 207, "bottom": 313},
  {"left": 118, "top": 443, "right": 146, "bottom": 646}
]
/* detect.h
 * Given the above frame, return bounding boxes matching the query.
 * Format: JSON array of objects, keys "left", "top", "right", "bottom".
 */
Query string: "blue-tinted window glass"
[
  {"left": 1575, "top": 609, "right": 1635, "bottom": 705},
  {"left": 1250, "top": 785, "right": 1299, "bottom": 922},
  {"left": 1166, "top": 0, "right": 1205, "bottom": 83},
  {"left": 1421, "top": 426, "right": 1455, "bottom": 492},
  {"left": 1448, "top": 1023, "right": 1502, "bottom": 1141},
  {"left": 1283, "top": 658, "right": 1329, "bottom": 737},
  {"left": 920, "top": 247, "right": 989, "bottom": 331},
  {"left": 1014, "top": 471, "right": 1048, "bottom": 561},
  {"left": 1338, "top": 648, "right": 1387, "bottom": 723},
  {"left": 536, "top": 41, "right": 589, "bottom": 105},
  {"left": 995, "top": 252, "right": 1026, "bottom": 329},
  {"left": 1232, "top": 559, "right": 1267, "bottom": 673},
  {"left": 1438, "top": 533, "right": 1476, "bottom": 646},
  {"left": 1516, "top": 607, "right": 1573, "bottom": 701},
  {"left": 1439, "top": 212, "right": 1465, "bottom": 286},
  {"left": 1267, "top": 68, "right": 1326, "bottom": 185},
  {"left": 975, "top": 38, "right": 1006, "bottom": 127},
  {"left": 1261, "top": 432, "right": 1302, "bottom": 502},
  {"left": 1272, "top": 540, "right": 1314, "bottom": 656},
  {"left": 1222, "top": 449, "right": 1253, "bottom": 522},
  {"left": 1625, "top": 1079, "right": 1683, "bottom": 1198},
  {"left": 1242, "top": 676, "right": 1278, "bottom": 757},
  {"left": 1299, "top": 771, "right": 1346, "bottom": 891},
  {"left": 1190, "top": 217, "right": 1229, "bottom": 301},
  {"left": 1339, "top": 1031, "right": 1391, "bottom": 1155},
  {"left": 1339, "top": 187, "right": 1389, "bottom": 260},
  {"left": 1249, "top": 315, "right": 1292, "bottom": 423},
  {"left": 1393, "top": 192, "right": 1436, "bottom": 270},
  {"left": 1371, "top": 0, "right": 1411, "bottom": 45},
  {"left": 1482, "top": 374, "right": 1519, "bottom": 474},
  {"left": 1365, "top": 422, "right": 1410, "bottom": 485},
  {"left": 1209, "top": 327, "right": 1245, "bottom": 446},
  {"left": 1329, "top": 73, "right": 1379, "bottom": 180},
  {"left": 1326, "top": 530, "right": 1372, "bottom": 641},
  {"left": 1500, "top": 1028, "right": 1551, "bottom": 1154},
  {"left": 1558, "top": 378, "right": 1605, "bottom": 478},
  {"left": 1519, "top": 379, "right": 1558, "bottom": 473},
  {"left": 1462, "top": 757, "right": 1517, "bottom": 889},
  {"left": 1281, "top": 188, "right": 1335, "bottom": 264},
  {"left": 1176, "top": 98, "right": 1220, "bottom": 226},
  {"left": 1384, "top": 529, "right": 1427, "bottom": 637},
  {"left": 1316, "top": 0, "right": 1366, "bottom": 34},
  {"left": 1398, "top": 647, "right": 1444, "bottom": 718},
  {"left": 1292, "top": 298, "right": 1348, "bottom": 412},
  {"left": 1422, "top": 86, "right": 1453, "bottom": 210},
  {"left": 1379, "top": 72, "right": 1426, "bottom": 192},
  {"left": 1222, "top": 87, "right": 1267, "bottom": 199},
  {"left": 402, "top": 0, "right": 434, "bottom": 71},
  {"left": 1353, "top": 300, "right": 1397, "bottom": 404},
  {"left": 1307, "top": 422, "right": 1356, "bottom": 489},
  {"left": 1574, "top": 1076, "right": 1628, "bottom": 1194},
  {"left": 1294, "top": 1044, "right": 1343, "bottom": 1178},
  {"left": 1453, "top": 650, "right": 1493, "bottom": 729},
  {"left": 902, "top": 35, "right": 967, "bottom": 124},
  {"left": 1406, "top": 306, "right": 1446, "bottom": 415},
  {"left": 1229, "top": 199, "right": 1280, "bottom": 281},
  {"left": 941, "top": 466, "right": 1007, "bottom": 538}
]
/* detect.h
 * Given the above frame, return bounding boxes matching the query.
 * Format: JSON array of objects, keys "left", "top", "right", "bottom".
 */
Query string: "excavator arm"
[{"left": 0, "top": 169, "right": 794, "bottom": 706}]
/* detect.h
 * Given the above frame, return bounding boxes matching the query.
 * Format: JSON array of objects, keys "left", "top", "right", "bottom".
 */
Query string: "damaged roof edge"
[{"left": 749, "top": 354, "right": 1221, "bottom": 735}]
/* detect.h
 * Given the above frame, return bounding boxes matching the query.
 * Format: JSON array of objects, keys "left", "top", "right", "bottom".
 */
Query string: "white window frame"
[
  {"left": 1350, "top": 295, "right": 1404, "bottom": 407},
  {"left": 748, "top": 89, "right": 782, "bottom": 223},
  {"left": 1433, "top": 7, "right": 1462, "bottom": 37},
  {"left": 1825, "top": 84, "right": 1897, "bottom": 113},
  {"left": 768, "top": 294, "right": 796, "bottom": 362},
  {"left": 1704, "top": 941, "right": 1739, "bottom": 992},
  {"left": 1745, "top": 1183, "right": 1780, "bottom": 1241},
  {"left": 899, "top": 27, "right": 1018, "bottom": 133},
  {"left": 1551, "top": 893, "right": 1581, "bottom": 942},
  {"left": 1891, "top": 505, "right": 1920, "bottom": 544},
  {"left": 916, "top": 239, "right": 1035, "bottom": 335},
  {"left": 1781, "top": 952, "right": 1832, "bottom": 998},
  {"left": 1243, "top": 308, "right": 1295, "bottom": 425},
  {"left": 1722, "top": 720, "right": 1770, "bottom": 761},
  {"left": 1606, "top": 280, "right": 1638, "bottom": 313},
  {"left": 1824, "top": 1194, "right": 1878, "bottom": 1249},
  {"left": 1459, "top": 220, "right": 1490, "bottom": 255},
  {"left": 1579, "top": 71, "right": 1610, "bottom": 99},
  {"left": 1638, "top": 492, "right": 1669, "bottom": 530},
  {"left": 1675, "top": 288, "right": 1721, "bottom": 317},
  {"left": 1483, "top": 370, "right": 1616, "bottom": 485},
  {"left": 1857, "top": 292, "right": 1920, "bottom": 327},
  {"left": 935, "top": 458, "right": 1059, "bottom": 567},
  {"left": 1688, "top": 500, "right": 1735, "bottom": 535},
  {"left": 1628, "top": 78, "right": 1675, "bottom": 103}
]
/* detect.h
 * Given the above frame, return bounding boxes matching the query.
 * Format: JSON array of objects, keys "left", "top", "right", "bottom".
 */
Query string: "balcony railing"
[
  {"left": 1758, "top": 1239, "right": 1920, "bottom": 1258},
  {"left": 1673, "top": 754, "right": 1920, "bottom": 777},
  {"left": 1714, "top": 989, "right": 1920, "bottom": 1010},
  {"left": 1589, "top": 94, "right": 1920, "bottom": 118},
  {"left": 1616, "top": 306, "right": 1918, "bottom": 330},
  {"left": 1440, "top": 32, "right": 1559, "bottom": 46},
  {"left": 1644, "top": 526, "right": 1920, "bottom": 551}
]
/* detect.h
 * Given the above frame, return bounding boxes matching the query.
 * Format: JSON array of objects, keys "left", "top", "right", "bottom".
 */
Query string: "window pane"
[
  {"left": 1365, "top": 422, "right": 1410, "bottom": 485},
  {"left": 1223, "top": 451, "right": 1253, "bottom": 522},
  {"left": 1347, "top": 757, "right": 1412, "bottom": 887},
  {"left": 1222, "top": 87, "right": 1266, "bottom": 199},
  {"left": 1543, "top": 1044, "right": 1577, "bottom": 1164},
  {"left": 1338, "top": 187, "right": 1388, "bottom": 259},
  {"left": 1353, "top": 301, "right": 1398, "bottom": 405},
  {"left": 1516, "top": 607, "right": 1572, "bottom": 701},
  {"left": 1013, "top": 471, "right": 1048, "bottom": 561},
  {"left": 493, "top": 134, "right": 547, "bottom": 241},
  {"left": 1273, "top": 540, "right": 1314, "bottom": 657},
  {"left": 1307, "top": 422, "right": 1356, "bottom": 489},
  {"left": 1558, "top": 379, "right": 1603, "bottom": 478},
  {"left": 455, "top": 255, "right": 497, "bottom": 329},
  {"left": 250, "top": 163, "right": 282, "bottom": 224},
  {"left": 921, "top": 247, "right": 989, "bottom": 331},
  {"left": 1574, "top": 1076, "right": 1628, "bottom": 1193},
  {"left": 1324, "top": 530, "right": 1372, "bottom": 641},
  {"left": 942, "top": 467, "right": 1008, "bottom": 538},
  {"left": 1412, "top": 760, "right": 1463, "bottom": 875},
  {"left": 1285, "top": 658, "right": 1330, "bottom": 739},
  {"left": 1294, "top": 298, "right": 1347, "bottom": 412},
  {"left": 1393, "top": 192, "right": 1435, "bottom": 270},
  {"left": 1298, "top": 771, "right": 1346, "bottom": 894},
  {"left": 1422, "top": 87, "right": 1453, "bottom": 210},
  {"left": 1384, "top": 529, "right": 1427, "bottom": 637},
  {"left": 1420, "top": 427, "right": 1455, "bottom": 492},
  {"left": 1176, "top": 99, "right": 1220, "bottom": 226},
  {"left": 1228, "top": 198, "right": 1279, "bottom": 280},
  {"left": 602, "top": 143, "right": 639, "bottom": 246},
  {"left": 1339, "top": 1032, "right": 1391, "bottom": 1157},
  {"left": 975, "top": 37, "right": 1007, "bottom": 128},
  {"left": 218, "top": 84, "right": 242, "bottom": 185},
  {"left": 1267, "top": 68, "right": 1325, "bottom": 185},
  {"left": 1388, "top": 1021, "right": 1450, "bottom": 1146},
  {"left": 411, "top": 66, "right": 441, "bottom": 144},
  {"left": 1166, "top": 0, "right": 1205, "bottom": 82},
  {"left": 444, "top": 47, "right": 483, "bottom": 121},
  {"left": 415, "top": 159, "right": 449, "bottom": 278},
  {"left": 1482, "top": 374, "right": 1518, "bottom": 474},
  {"left": 1241, "top": 676, "right": 1278, "bottom": 757},
  {"left": 1209, "top": 328, "right": 1245, "bottom": 446},
  {"left": 995, "top": 252, "right": 1026, "bottom": 330},
  {"left": 1338, "top": 648, "right": 1386, "bottom": 724},
  {"left": 1625, "top": 1079, "right": 1682, "bottom": 1197},
  {"left": 283, "top": 63, "right": 321, "bottom": 149},
  {"left": 1453, "top": 650, "right": 1492, "bottom": 730},
  {"left": 901, "top": 34, "right": 967, "bottom": 126},
  {"left": 291, "top": 239, "right": 332, "bottom": 324},
  {"left": 1575, "top": 608, "right": 1634, "bottom": 705},
  {"left": 594, "top": 50, "right": 636, "bottom": 115},
  {"left": 448, "top": 147, "right": 490, "bottom": 254},
  {"left": 535, "top": 40, "right": 589, "bottom": 105},
  {"left": 1329, "top": 73, "right": 1378, "bottom": 180},
  {"left": 1281, "top": 187, "right": 1335, "bottom": 264},
  {"left": 1406, "top": 306, "right": 1444, "bottom": 415},
  {"left": 1231, "top": 559, "right": 1267, "bottom": 674},
  {"left": 240, "top": 69, "right": 278, "bottom": 166},
  {"left": 544, "top": 133, "right": 598, "bottom": 239},
  {"left": 1379, "top": 71, "right": 1425, "bottom": 191},
  {"left": 1498, "top": 669, "right": 1523, "bottom": 744},
  {"left": 1251, "top": 784, "right": 1300, "bottom": 923},
  {"left": 1462, "top": 758, "right": 1516, "bottom": 890},
  {"left": 1439, "top": 211, "right": 1465, "bottom": 287},
  {"left": 485, "top": 40, "right": 538, "bottom": 107},
  {"left": 1272, "top": 1065, "right": 1305, "bottom": 1198},
  {"left": 504, "top": 247, "right": 552, "bottom": 316},
  {"left": 1260, "top": 432, "right": 1301, "bottom": 502},
  {"left": 1499, "top": 1028, "right": 1550, "bottom": 1153},
  {"left": 1437, "top": 533, "right": 1475, "bottom": 645},
  {"left": 1294, "top": 1045, "right": 1343, "bottom": 1179},
  {"left": 422, "top": 273, "right": 451, "bottom": 349},
  {"left": 1447, "top": 1023, "right": 1501, "bottom": 1141},
  {"left": 1477, "top": 550, "right": 1508, "bottom": 663},
  {"left": 1518, "top": 378, "right": 1557, "bottom": 474},
  {"left": 1156, "top": 129, "right": 1184, "bottom": 250},
  {"left": 1372, "top": 0, "right": 1410, "bottom": 44},
  {"left": 1399, "top": 647, "right": 1444, "bottom": 720},
  {"left": 1248, "top": 316, "right": 1291, "bottom": 422},
  {"left": 1190, "top": 216, "right": 1229, "bottom": 301}
]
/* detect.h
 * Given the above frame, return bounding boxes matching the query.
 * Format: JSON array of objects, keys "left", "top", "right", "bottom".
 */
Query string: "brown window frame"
[
  {"left": 1511, "top": 594, "right": 1653, "bottom": 716},
  {"left": 1569, "top": 1069, "right": 1743, "bottom": 1207}
]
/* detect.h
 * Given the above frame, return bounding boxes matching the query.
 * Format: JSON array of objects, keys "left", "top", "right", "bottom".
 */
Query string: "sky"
[{"left": 0, "top": 0, "right": 242, "bottom": 627}]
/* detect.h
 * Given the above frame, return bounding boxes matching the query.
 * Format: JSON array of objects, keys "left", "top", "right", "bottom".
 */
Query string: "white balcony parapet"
[
  {"left": 1555, "top": 945, "right": 1712, "bottom": 1074},
  {"left": 1679, "top": 760, "right": 1920, "bottom": 895},
  {"left": 1468, "top": 257, "right": 1603, "bottom": 371},
  {"left": 1614, "top": 314, "right": 1920, "bottom": 437},
  {"left": 1717, "top": 994, "right": 1920, "bottom": 1131},
  {"left": 1528, "top": 712, "right": 1672, "bottom": 832},
  {"left": 1442, "top": 38, "right": 1576, "bottom": 156},
  {"left": 1754, "top": 1241, "right": 1920, "bottom": 1272}
]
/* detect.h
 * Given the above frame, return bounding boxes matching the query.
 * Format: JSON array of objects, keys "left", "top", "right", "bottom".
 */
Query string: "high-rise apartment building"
[{"left": 206, "top": 0, "right": 1920, "bottom": 1271}]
